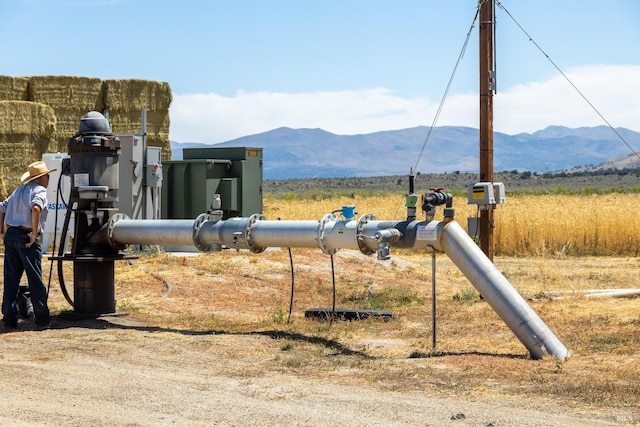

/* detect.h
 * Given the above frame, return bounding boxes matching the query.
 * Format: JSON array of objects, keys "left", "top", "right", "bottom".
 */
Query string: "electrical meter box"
[
  {"left": 161, "top": 147, "right": 263, "bottom": 219},
  {"left": 468, "top": 181, "right": 506, "bottom": 210},
  {"left": 468, "top": 182, "right": 496, "bottom": 205}
]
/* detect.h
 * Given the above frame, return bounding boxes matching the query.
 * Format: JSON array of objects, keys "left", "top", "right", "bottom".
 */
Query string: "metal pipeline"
[
  {"left": 438, "top": 221, "right": 570, "bottom": 360},
  {"left": 202, "top": 218, "right": 322, "bottom": 250},
  {"left": 194, "top": 217, "right": 441, "bottom": 254},
  {"left": 107, "top": 215, "right": 569, "bottom": 360},
  {"left": 109, "top": 219, "right": 195, "bottom": 246}
]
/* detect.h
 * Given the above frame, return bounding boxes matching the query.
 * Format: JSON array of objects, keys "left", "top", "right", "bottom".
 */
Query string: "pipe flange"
[
  {"left": 356, "top": 213, "right": 377, "bottom": 256},
  {"left": 193, "top": 213, "right": 214, "bottom": 252},
  {"left": 106, "top": 213, "right": 129, "bottom": 249},
  {"left": 245, "top": 213, "right": 266, "bottom": 253},
  {"left": 318, "top": 213, "right": 339, "bottom": 255}
]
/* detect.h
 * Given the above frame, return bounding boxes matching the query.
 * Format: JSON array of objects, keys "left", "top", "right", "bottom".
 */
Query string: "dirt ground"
[
  {"left": 0, "top": 250, "right": 638, "bottom": 426},
  {"left": 0, "top": 316, "right": 628, "bottom": 427}
]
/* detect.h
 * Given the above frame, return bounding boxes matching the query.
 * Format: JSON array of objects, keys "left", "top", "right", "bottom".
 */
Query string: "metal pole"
[{"left": 431, "top": 251, "right": 437, "bottom": 351}]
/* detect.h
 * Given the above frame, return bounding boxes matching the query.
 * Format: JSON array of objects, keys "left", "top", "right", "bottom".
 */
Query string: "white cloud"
[
  {"left": 493, "top": 64, "right": 640, "bottom": 134},
  {"left": 169, "top": 64, "right": 640, "bottom": 143}
]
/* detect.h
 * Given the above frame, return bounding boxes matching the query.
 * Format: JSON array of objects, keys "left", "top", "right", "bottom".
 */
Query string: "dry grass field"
[{"left": 1, "top": 192, "right": 639, "bottom": 425}]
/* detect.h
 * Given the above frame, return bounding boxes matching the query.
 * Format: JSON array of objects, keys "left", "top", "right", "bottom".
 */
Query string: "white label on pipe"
[{"left": 416, "top": 224, "right": 437, "bottom": 241}]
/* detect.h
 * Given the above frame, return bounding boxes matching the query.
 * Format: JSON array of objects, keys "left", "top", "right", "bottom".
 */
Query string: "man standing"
[{"left": 0, "top": 160, "right": 57, "bottom": 330}]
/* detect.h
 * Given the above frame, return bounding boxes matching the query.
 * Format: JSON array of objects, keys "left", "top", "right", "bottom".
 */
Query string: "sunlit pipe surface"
[
  {"left": 109, "top": 219, "right": 195, "bottom": 246},
  {"left": 438, "top": 221, "right": 570, "bottom": 360},
  {"left": 109, "top": 217, "right": 569, "bottom": 360}
]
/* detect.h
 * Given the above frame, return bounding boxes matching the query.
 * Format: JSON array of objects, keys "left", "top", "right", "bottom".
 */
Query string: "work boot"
[{"left": 18, "top": 285, "right": 34, "bottom": 319}]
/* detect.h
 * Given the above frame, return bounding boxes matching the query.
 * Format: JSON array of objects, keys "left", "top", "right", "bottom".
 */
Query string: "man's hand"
[{"left": 25, "top": 232, "right": 36, "bottom": 248}]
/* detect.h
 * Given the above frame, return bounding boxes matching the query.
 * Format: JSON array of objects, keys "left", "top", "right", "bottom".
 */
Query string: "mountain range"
[{"left": 170, "top": 125, "right": 640, "bottom": 180}]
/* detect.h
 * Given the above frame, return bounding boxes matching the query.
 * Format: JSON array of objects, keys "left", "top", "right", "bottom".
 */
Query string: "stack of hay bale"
[
  {"left": 0, "top": 75, "right": 172, "bottom": 198},
  {"left": 0, "top": 76, "right": 56, "bottom": 198},
  {"left": 102, "top": 78, "right": 172, "bottom": 160},
  {"left": 27, "top": 76, "right": 104, "bottom": 153}
]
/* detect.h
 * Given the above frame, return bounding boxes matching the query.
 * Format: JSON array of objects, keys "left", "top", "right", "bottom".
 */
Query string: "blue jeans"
[{"left": 2, "top": 227, "right": 50, "bottom": 326}]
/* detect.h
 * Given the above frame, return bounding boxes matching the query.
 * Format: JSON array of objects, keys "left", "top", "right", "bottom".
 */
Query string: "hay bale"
[
  {"left": 0, "top": 76, "right": 173, "bottom": 159},
  {"left": 0, "top": 101, "right": 56, "bottom": 136},
  {"left": 0, "top": 132, "right": 52, "bottom": 199},
  {"left": 0, "top": 75, "right": 29, "bottom": 100},
  {"left": 28, "top": 76, "right": 104, "bottom": 150},
  {"left": 108, "top": 109, "right": 171, "bottom": 160},
  {"left": 28, "top": 75, "right": 104, "bottom": 110},
  {"left": 0, "top": 101, "right": 54, "bottom": 196},
  {"left": 102, "top": 79, "right": 172, "bottom": 111},
  {"left": 50, "top": 107, "right": 95, "bottom": 152}
]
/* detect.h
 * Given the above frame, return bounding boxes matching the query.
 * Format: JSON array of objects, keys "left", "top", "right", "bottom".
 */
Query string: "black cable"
[
  {"left": 496, "top": 0, "right": 639, "bottom": 162},
  {"left": 364, "top": 259, "right": 381, "bottom": 308},
  {"left": 392, "top": 7, "right": 480, "bottom": 222},
  {"left": 474, "top": 206, "right": 481, "bottom": 240},
  {"left": 45, "top": 173, "right": 63, "bottom": 297},
  {"left": 286, "top": 247, "right": 295, "bottom": 323},
  {"left": 57, "top": 205, "right": 74, "bottom": 307},
  {"left": 412, "top": 6, "right": 480, "bottom": 175}
]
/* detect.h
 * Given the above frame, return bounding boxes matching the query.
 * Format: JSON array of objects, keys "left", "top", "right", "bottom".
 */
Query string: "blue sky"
[{"left": 1, "top": 0, "right": 638, "bottom": 143}]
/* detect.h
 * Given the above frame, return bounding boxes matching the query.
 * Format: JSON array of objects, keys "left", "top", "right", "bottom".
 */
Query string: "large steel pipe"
[
  {"left": 197, "top": 218, "right": 443, "bottom": 253},
  {"left": 109, "top": 219, "right": 195, "bottom": 246},
  {"left": 439, "top": 220, "right": 570, "bottom": 360},
  {"left": 202, "top": 219, "right": 322, "bottom": 250}
]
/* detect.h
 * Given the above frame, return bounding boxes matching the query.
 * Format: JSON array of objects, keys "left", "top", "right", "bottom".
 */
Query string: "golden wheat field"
[{"left": 264, "top": 192, "right": 640, "bottom": 256}]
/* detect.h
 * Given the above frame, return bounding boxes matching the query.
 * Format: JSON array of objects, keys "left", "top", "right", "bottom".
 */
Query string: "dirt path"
[{"left": 0, "top": 315, "right": 627, "bottom": 426}]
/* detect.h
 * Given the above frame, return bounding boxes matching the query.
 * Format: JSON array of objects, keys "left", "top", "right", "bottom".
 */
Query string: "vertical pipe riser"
[{"left": 73, "top": 260, "right": 116, "bottom": 315}]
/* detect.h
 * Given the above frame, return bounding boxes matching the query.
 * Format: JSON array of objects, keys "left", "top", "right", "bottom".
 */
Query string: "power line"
[
  {"left": 412, "top": 7, "right": 481, "bottom": 175},
  {"left": 496, "top": 0, "right": 640, "bottom": 163}
]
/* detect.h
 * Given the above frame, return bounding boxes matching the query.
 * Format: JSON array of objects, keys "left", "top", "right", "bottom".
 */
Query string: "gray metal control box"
[{"left": 116, "top": 135, "right": 163, "bottom": 220}]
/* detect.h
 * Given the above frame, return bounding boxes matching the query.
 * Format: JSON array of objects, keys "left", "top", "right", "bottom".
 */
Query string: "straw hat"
[{"left": 20, "top": 161, "right": 57, "bottom": 184}]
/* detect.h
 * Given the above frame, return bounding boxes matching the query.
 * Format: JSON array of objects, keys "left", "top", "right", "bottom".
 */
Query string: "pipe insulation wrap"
[{"left": 440, "top": 221, "right": 570, "bottom": 361}]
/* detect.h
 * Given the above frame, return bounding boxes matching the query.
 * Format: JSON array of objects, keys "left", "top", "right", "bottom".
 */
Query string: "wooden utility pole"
[{"left": 479, "top": 0, "right": 495, "bottom": 260}]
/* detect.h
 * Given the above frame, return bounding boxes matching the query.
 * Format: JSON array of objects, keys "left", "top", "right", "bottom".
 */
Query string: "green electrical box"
[{"left": 161, "top": 147, "right": 263, "bottom": 219}]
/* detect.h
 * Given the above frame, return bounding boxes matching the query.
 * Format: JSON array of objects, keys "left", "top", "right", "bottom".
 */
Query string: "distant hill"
[{"left": 170, "top": 125, "right": 640, "bottom": 180}]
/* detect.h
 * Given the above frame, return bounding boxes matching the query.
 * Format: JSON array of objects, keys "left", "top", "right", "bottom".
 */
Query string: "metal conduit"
[{"left": 439, "top": 220, "right": 570, "bottom": 360}]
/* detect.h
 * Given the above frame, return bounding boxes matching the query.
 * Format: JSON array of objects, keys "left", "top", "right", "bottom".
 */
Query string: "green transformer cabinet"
[{"left": 161, "top": 147, "right": 263, "bottom": 219}]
